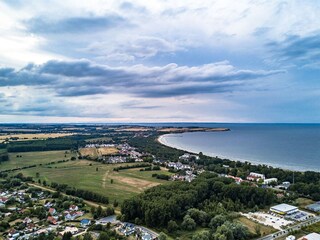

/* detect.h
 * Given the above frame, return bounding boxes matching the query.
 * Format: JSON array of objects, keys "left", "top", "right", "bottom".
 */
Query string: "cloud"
[
  {"left": 85, "top": 36, "right": 182, "bottom": 62},
  {"left": 26, "top": 14, "right": 127, "bottom": 34},
  {"left": 268, "top": 33, "right": 320, "bottom": 68},
  {"left": 0, "top": 59, "right": 284, "bottom": 98}
]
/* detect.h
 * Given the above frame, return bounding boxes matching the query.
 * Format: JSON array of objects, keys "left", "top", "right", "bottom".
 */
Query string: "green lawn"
[
  {"left": 1, "top": 150, "right": 76, "bottom": 170},
  {"left": 16, "top": 160, "right": 172, "bottom": 203}
]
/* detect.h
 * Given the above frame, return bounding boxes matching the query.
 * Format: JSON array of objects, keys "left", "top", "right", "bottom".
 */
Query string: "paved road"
[{"left": 257, "top": 216, "right": 320, "bottom": 240}]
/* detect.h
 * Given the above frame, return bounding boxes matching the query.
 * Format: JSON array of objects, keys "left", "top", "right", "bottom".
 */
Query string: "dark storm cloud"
[
  {"left": 0, "top": 59, "right": 284, "bottom": 98},
  {"left": 268, "top": 33, "right": 320, "bottom": 68},
  {"left": 26, "top": 14, "right": 127, "bottom": 34}
]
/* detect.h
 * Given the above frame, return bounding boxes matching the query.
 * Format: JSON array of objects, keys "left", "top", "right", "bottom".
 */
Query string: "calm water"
[{"left": 159, "top": 124, "right": 320, "bottom": 172}]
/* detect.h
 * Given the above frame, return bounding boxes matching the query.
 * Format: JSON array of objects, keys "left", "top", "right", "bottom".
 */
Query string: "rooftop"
[{"left": 271, "top": 203, "right": 298, "bottom": 213}]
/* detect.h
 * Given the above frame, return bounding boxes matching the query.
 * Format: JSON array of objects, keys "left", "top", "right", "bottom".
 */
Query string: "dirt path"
[{"left": 102, "top": 170, "right": 110, "bottom": 188}]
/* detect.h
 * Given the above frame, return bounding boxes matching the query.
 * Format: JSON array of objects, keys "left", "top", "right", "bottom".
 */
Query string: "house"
[
  {"left": 80, "top": 219, "right": 91, "bottom": 227},
  {"left": 226, "top": 175, "right": 243, "bottom": 184},
  {"left": 264, "top": 178, "right": 278, "bottom": 185},
  {"left": 23, "top": 217, "right": 32, "bottom": 224},
  {"left": 48, "top": 208, "right": 56, "bottom": 215},
  {"left": 246, "top": 172, "right": 265, "bottom": 181},
  {"left": 47, "top": 216, "right": 58, "bottom": 225},
  {"left": 69, "top": 205, "right": 78, "bottom": 211},
  {"left": 44, "top": 202, "right": 53, "bottom": 208},
  {"left": 59, "top": 227, "right": 78, "bottom": 236},
  {"left": 64, "top": 211, "right": 84, "bottom": 220},
  {"left": 0, "top": 196, "right": 8, "bottom": 204}
]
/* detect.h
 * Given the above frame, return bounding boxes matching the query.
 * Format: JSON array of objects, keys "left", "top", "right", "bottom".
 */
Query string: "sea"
[{"left": 156, "top": 123, "right": 320, "bottom": 172}]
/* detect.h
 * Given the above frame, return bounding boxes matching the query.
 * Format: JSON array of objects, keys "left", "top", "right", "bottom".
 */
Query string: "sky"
[{"left": 0, "top": 0, "right": 320, "bottom": 123}]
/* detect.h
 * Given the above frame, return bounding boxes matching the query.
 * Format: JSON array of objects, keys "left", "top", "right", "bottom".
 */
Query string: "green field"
[
  {"left": 16, "top": 159, "right": 172, "bottom": 203},
  {"left": 1, "top": 150, "right": 76, "bottom": 170}
]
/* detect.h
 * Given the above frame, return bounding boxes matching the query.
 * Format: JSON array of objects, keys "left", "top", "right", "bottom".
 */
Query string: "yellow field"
[
  {"left": 0, "top": 133, "right": 73, "bottom": 143},
  {"left": 98, "top": 147, "right": 118, "bottom": 155},
  {"left": 79, "top": 147, "right": 118, "bottom": 159}
]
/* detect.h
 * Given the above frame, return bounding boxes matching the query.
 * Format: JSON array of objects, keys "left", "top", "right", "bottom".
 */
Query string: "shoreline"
[{"left": 157, "top": 133, "right": 312, "bottom": 173}]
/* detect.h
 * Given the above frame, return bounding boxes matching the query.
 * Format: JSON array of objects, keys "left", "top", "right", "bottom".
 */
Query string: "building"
[
  {"left": 306, "top": 202, "right": 320, "bottom": 212},
  {"left": 270, "top": 204, "right": 298, "bottom": 215},
  {"left": 247, "top": 172, "right": 265, "bottom": 181},
  {"left": 264, "top": 178, "right": 278, "bottom": 184},
  {"left": 59, "top": 227, "right": 78, "bottom": 236},
  {"left": 286, "top": 236, "right": 295, "bottom": 240},
  {"left": 299, "top": 233, "right": 320, "bottom": 240},
  {"left": 80, "top": 219, "right": 91, "bottom": 227}
]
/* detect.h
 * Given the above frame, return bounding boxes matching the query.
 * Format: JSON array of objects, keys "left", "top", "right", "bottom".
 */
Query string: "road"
[{"left": 257, "top": 216, "right": 320, "bottom": 240}]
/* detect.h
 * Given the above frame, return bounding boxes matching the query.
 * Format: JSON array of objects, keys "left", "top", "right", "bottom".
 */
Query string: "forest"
[{"left": 121, "top": 172, "right": 275, "bottom": 239}]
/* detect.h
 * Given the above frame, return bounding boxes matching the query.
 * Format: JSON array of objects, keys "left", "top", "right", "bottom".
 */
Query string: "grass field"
[
  {"left": 16, "top": 160, "right": 172, "bottom": 203},
  {"left": 0, "top": 133, "right": 73, "bottom": 143},
  {"left": 237, "top": 216, "right": 276, "bottom": 236},
  {"left": 0, "top": 150, "right": 76, "bottom": 170}
]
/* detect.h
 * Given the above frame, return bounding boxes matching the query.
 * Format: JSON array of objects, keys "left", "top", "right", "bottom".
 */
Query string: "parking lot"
[{"left": 242, "top": 212, "right": 293, "bottom": 230}]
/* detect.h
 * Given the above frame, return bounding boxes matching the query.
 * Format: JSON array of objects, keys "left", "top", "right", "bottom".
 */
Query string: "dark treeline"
[
  {"left": 113, "top": 163, "right": 151, "bottom": 171},
  {"left": 50, "top": 182, "right": 109, "bottom": 204},
  {"left": 128, "top": 134, "right": 185, "bottom": 161},
  {"left": 0, "top": 151, "right": 9, "bottom": 162},
  {"left": 121, "top": 172, "right": 275, "bottom": 228},
  {"left": 152, "top": 173, "right": 170, "bottom": 180},
  {"left": 6, "top": 135, "right": 90, "bottom": 152}
]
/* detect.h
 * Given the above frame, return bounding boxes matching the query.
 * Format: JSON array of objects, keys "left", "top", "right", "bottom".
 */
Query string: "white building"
[
  {"left": 270, "top": 204, "right": 298, "bottom": 215},
  {"left": 299, "top": 233, "right": 320, "bottom": 240},
  {"left": 286, "top": 235, "right": 295, "bottom": 240},
  {"left": 247, "top": 172, "right": 265, "bottom": 181},
  {"left": 264, "top": 178, "right": 278, "bottom": 184}
]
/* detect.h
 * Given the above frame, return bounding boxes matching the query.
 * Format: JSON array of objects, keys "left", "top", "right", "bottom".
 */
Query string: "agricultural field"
[
  {"left": 79, "top": 146, "right": 118, "bottom": 159},
  {"left": 0, "top": 133, "right": 73, "bottom": 143},
  {"left": 0, "top": 150, "right": 76, "bottom": 170},
  {"left": 15, "top": 160, "right": 173, "bottom": 203}
]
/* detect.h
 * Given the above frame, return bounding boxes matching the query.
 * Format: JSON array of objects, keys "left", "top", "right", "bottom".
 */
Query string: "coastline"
[{"left": 157, "top": 133, "right": 311, "bottom": 172}]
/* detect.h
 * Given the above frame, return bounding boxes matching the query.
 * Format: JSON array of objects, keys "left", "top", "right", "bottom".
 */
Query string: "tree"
[
  {"left": 97, "top": 232, "right": 108, "bottom": 240},
  {"left": 192, "top": 231, "right": 210, "bottom": 240},
  {"left": 167, "top": 220, "right": 178, "bottom": 233},
  {"left": 62, "top": 232, "right": 72, "bottom": 240},
  {"left": 113, "top": 199, "right": 118, "bottom": 207},
  {"left": 106, "top": 206, "right": 114, "bottom": 216},
  {"left": 181, "top": 215, "right": 196, "bottom": 231},
  {"left": 96, "top": 205, "right": 103, "bottom": 218},
  {"left": 83, "top": 233, "right": 93, "bottom": 240},
  {"left": 209, "top": 215, "right": 227, "bottom": 231},
  {"left": 158, "top": 232, "right": 168, "bottom": 240},
  {"left": 215, "top": 224, "right": 234, "bottom": 240}
]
